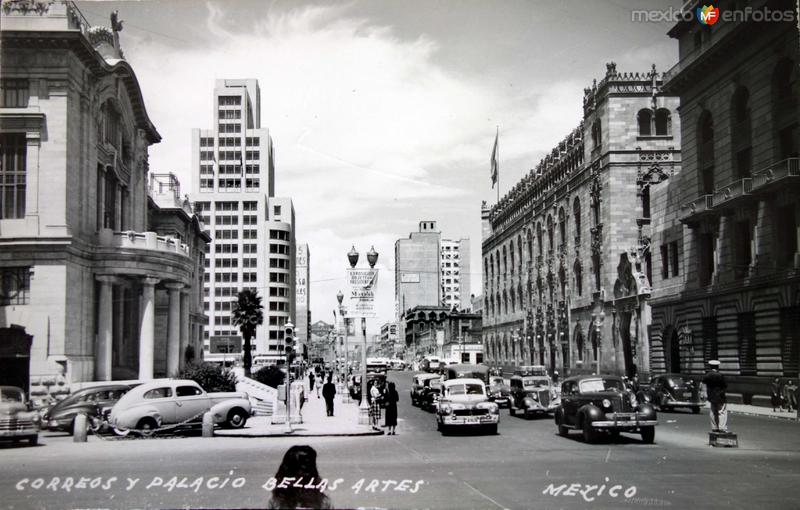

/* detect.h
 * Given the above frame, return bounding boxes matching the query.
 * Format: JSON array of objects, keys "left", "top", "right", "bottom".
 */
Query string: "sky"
[{"left": 77, "top": 0, "right": 681, "bottom": 333}]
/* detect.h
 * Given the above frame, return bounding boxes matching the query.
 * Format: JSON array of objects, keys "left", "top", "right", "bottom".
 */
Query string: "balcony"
[
  {"left": 750, "top": 158, "right": 800, "bottom": 194},
  {"left": 98, "top": 229, "right": 190, "bottom": 257},
  {"left": 711, "top": 178, "right": 752, "bottom": 211},
  {"left": 679, "top": 195, "right": 714, "bottom": 225}
]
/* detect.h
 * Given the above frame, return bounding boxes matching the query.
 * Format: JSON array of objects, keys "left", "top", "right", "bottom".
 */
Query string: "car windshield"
[
  {"left": 521, "top": 377, "right": 549, "bottom": 388},
  {"left": 665, "top": 376, "right": 687, "bottom": 387},
  {"left": 490, "top": 377, "right": 505, "bottom": 385},
  {"left": 0, "top": 388, "right": 23, "bottom": 402},
  {"left": 579, "top": 378, "right": 625, "bottom": 393},
  {"left": 448, "top": 384, "right": 484, "bottom": 396}
]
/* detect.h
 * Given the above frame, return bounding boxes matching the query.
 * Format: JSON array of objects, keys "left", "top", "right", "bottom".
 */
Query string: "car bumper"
[
  {"left": 665, "top": 400, "right": 701, "bottom": 407},
  {"left": 592, "top": 419, "right": 658, "bottom": 428},
  {"left": 441, "top": 414, "right": 499, "bottom": 426},
  {"left": 0, "top": 427, "right": 38, "bottom": 437},
  {"left": 491, "top": 398, "right": 509, "bottom": 406}
]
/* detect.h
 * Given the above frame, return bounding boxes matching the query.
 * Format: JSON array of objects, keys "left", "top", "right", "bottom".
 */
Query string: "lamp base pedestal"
[{"left": 358, "top": 401, "right": 370, "bottom": 425}]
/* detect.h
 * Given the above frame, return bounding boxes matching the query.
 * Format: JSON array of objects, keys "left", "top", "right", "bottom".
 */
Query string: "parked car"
[
  {"left": 487, "top": 376, "right": 511, "bottom": 408},
  {"left": 0, "top": 386, "right": 40, "bottom": 446},
  {"left": 555, "top": 375, "right": 657, "bottom": 444},
  {"left": 410, "top": 374, "right": 441, "bottom": 406},
  {"left": 108, "top": 379, "right": 251, "bottom": 437},
  {"left": 508, "top": 374, "right": 559, "bottom": 417},
  {"left": 41, "top": 384, "right": 133, "bottom": 433},
  {"left": 420, "top": 378, "right": 444, "bottom": 412},
  {"left": 638, "top": 374, "right": 702, "bottom": 414},
  {"left": 436, "top": 378, "right": 499, "bottom": 435}
]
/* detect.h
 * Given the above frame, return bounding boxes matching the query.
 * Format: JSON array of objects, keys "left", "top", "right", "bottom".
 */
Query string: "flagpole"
[{"left": 496, "top": 125, "right": 500, "bottom": 204}]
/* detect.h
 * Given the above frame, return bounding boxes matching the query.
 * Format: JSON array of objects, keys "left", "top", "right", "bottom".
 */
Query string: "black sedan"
[
  {"left": 554, "top": 375, "right": 657, "bottom": 444},
  {"left": 42, "top": 384, "right": 133, "bottom": 433},
  {"left": 638, "top": 374, "right": 702, "bottom": 414},
  {"left": 487, "top": 376, "right": 511, "bottom": 408}
]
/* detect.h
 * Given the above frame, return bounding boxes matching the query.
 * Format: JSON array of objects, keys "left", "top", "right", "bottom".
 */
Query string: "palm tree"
[{"left": 231, "top": 289, "right": 264, "bottom": 377}]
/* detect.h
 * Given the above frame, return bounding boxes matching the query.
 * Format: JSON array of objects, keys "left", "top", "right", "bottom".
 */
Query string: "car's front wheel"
[
  {"left": 640, "top": 426, "right": 655, "bottom": 444},
  {"left": 226, "top": 408, "right": 248, "bottom": 429},
  {"left": 691, "top": 406, "right": 701, "bottom": 414},
  {"left": 486, "top": 424, "right": 498, "bottom": 435},
  {"left": 28, "top": 435, "right": 38, "bottom": 446},
  {"left": 582, "top": 418, "right": 598, "bottom": 444}
]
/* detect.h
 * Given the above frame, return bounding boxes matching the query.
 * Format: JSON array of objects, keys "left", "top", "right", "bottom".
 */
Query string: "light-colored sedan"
[
  {"left": 436, "top": 378, "right": 499, "bottom": 435},
  {"left": 108, "top": 379, "right": 251, "bottom": 437}
]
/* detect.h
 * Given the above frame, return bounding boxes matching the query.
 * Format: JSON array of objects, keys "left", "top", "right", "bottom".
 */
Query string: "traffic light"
[{"left": 284, "top": 322, "right": 295, "bottom": 355}]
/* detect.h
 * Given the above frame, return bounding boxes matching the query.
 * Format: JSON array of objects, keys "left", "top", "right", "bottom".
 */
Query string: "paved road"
[{"left": 1, "top": 371, "right": 799, "bottom": 509}]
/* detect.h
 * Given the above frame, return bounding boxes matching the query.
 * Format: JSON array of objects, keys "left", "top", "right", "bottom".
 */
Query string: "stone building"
[
  {"left": 0, "top": 1, "right": 208, "bottom": 400},
  {"left": 403, "top": 305, "right": 482, "bottom": 362},
  {"left": 651, "top": 0, "right": 800, "bottom": 398},
  {"left": 482, "top": 63, "right": 681, "bottom": 378}
]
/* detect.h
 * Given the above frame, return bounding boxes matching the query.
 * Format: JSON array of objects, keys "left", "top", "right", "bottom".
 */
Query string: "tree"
[
  {"left": 179, "top": 363, "right": 237, "bottom": 392},
  {"left": 252, "top": 365, "right": 285, "bottom": 389},
  {"left": 231, "top": 289, "right": 263, "bottom": 377}
]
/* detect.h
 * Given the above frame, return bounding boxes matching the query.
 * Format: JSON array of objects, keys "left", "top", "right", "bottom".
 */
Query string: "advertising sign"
[
  {"left": 400, "top": 273, "right": 420, "bottom": 283},
  {"left": 346, "top": 268, "right": 378, "bottom": 318}
]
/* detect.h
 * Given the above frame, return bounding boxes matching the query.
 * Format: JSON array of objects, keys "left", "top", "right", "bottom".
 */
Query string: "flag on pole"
[{"left": 490, "top": 128, "right": 499, "bottom": 188}]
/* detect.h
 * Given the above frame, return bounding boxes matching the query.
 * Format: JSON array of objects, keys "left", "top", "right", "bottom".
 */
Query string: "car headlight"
[
  {"left": 630, "top": 394, "right": 638, "bottom": 407},
  {"left": 602, "top": 399, "right": 612, "bottom": 408},
  {"left": 440, "top": 404, "right": 451, "bottom": 414},
  {"left": 524, "top": 398, "right": 535, "bottom": 407},
  {"left": 477, "top": 402, "right": 499, "bottom": 413}
]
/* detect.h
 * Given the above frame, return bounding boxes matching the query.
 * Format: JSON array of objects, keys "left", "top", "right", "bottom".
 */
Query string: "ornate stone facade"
[{"left": 482, "top": 63, "right": 681, "bottom": 378}]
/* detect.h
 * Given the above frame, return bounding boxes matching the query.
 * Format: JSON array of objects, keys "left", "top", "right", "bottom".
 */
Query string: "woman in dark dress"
[
  {"left": 384, "top": 382, "right": 399, "bottom": 435},
  {"left": 267, "top": 445, "right": 333, "bottom": 509}
]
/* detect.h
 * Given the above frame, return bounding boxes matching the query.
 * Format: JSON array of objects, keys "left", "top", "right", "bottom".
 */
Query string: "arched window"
[
  {"left": 637, "top": 109, "right": 652, "bottom": 136},
  {"left": 510, "top": 287, "right": 515, "bottom": 313},
  {"left": 546, "top": 215, "right": 554, "bottom": 252},
  {"left": 503, "top": 291, "right": 508, "bottom": 315},
  {"left": 484, "top": 258, "right": 490, "bottom": 288},
  {"left": 591, "top": 120, "right": 602, "bottom": 149},
  {"left": 574, "top": 259, "right": 583, "bottom": 297},
  {"left": 655, "top": 108, "right": 671, "bottom": 136},
  {"left": 495, "top": 253, "right": 501, "bottom": 282},
  {"left": 698, "top": 110, "right": 715, "bottom": 194},
  {"left": 773, "top": 58, "right": 799, "bottom": 159},
  {"left": 731, "top": 87, "right": 752, "bottom": 178},
  {"left": 509, "top": 240, "right": 515, "bottom": 275},
  {"left": 536, "top": 222, "right": 543, "bottom": 257},
  {"left": 518, "top": 283, "right": 524, "bottom": 311},
  {"left": 496, "top": 292, "right": 501, "bottom": 316},
  {"left": 526, "top": 230, "right": 533, "bottom": 267},
  {"left": 558, "top": 207, "right": 566, "bottom": 249},
  {"left": 573, "top": 197, "right": 581, "bottom": 243},
  {"left": 502, "top": 246, "right": 508, "bottom": 276},
  {"left": 518, "top": 235, "right": 523, "bottom": 274}
]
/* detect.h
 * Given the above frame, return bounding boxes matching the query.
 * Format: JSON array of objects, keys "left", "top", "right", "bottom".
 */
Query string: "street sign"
[{"left": 346, "top": 268, "right": 378, "bottom": 318}]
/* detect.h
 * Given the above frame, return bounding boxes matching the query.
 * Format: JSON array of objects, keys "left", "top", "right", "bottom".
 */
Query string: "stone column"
[
  {"left": 95, "top": 276, "right": 117, "bottom": 381},
  {"left": 179, "top": 289, "right": 190, "bottom": 370},
  {"left": 165, "top": 283, "right": 184, "bottom": 377},
  {"left": 138, "top": 277, "right": 160, "bottom": 380}
]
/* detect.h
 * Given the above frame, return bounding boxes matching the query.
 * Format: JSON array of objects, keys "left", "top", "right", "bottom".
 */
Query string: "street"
[{"left": 2, "top": 371, "right": 799, "bottom": 510}]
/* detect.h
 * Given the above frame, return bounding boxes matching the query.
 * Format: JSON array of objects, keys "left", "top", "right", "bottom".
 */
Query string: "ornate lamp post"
[{"left": 346, "top": 245, "right": 378, "bottom": 425}]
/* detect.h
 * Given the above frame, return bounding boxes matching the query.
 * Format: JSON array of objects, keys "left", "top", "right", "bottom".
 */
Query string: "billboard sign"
[{"left": 346, "top": 268, "right": 378, "bottom": 318}]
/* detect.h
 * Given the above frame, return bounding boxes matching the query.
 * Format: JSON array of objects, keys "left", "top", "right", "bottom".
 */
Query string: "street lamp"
[{"left": 346, "top": 246, "right": 378, "bottom": 425}]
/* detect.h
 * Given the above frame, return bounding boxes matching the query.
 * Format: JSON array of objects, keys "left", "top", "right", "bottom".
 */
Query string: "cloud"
[{"left": 120, "top": 1, "right": 589, "bottom": 325}]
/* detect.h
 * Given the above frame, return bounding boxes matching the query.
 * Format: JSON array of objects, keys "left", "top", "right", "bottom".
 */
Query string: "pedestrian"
[
  {"left": 369, "top": 381, "right": 382, "bottom": 431},
  {"left": 309, "top": 371, "right": 316, "bottom": 397},
  {"left": 322, "top": 376, "right": 336, "bottom": 417},
  {"left": 267, "top": 445, "right": 333, "bottom": 509},
  {"left": 784, "top": 380, "right": 798, "bottom": 411},
  {"left": 384, "top": 381, "right": 399, "bottom": 435},
  {"left": 702, "top": 360, "right": 728, "bottom": 433},
  {"left": 771, "top": 378, "right": 783, "bottom": 412}
]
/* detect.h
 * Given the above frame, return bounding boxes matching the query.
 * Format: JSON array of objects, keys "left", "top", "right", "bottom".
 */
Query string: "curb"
[
  {"left": 728, "top": 409, "right": 799, "bottom": 422},
  {"left": 213, "top": 430, "right": 385, "bottom": 438}
]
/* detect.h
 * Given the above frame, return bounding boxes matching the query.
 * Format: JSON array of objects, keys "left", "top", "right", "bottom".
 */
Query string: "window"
[
  {"left": 0, "top": 79, "right": 29, "bottom": 108},
  {"left": 733, "top": 220, "right": 752, "bottom": 279},
  {"left": 654, "top": 109, "right": 671, "bottom": 136},
  {"left": 731, "top": 87, "right": 752, "bottom": 178},
  {"left": 775, "top": 204, "right": 798, "bottom": 268},
  {"left": 243, "top": 201, "right": 258, "bottom": 211},
  {"left": 273, "top": 205, "right": 282, "bottom": 216},
  {"left": 698, "top": 232, "right": 715, "bottom": 287},
  {"left": 737, "top": 312, "right": 756, "bottom": 376},
  {"left": 591, "top": 120, "right": 601, "bottom": 150},
  {"left": 143, "top": 387, "right": 173, "bottom": 399},
  {"left": 573, "top": 198, "right": 581, "bottom": 243},
  {"left": 642, "top": 186, "right": 651, "bottom": 219},
  {"left": 176, "top": 385, "right": 203, "bottom": 397},
  {"left": 0, "top": 267, "right": 30, "bottom": 305},
  {"left": 218, "top": 96, "right": 241, "bottom": 106},
  {"left": 773, "top": 58, "right": 799, "bottom": 159},
  {"left": 661, "top": 245, "right": 669, "bottom": 279},
  {"left": 637, "top": 109, "right": 652, "bottom": 136},
  {"left": 669, "top": 241, "right": 679, "bottom": 277},
  {"left": 0, "top": 133, "right": 26, "bottom": 219},
  {"left": 698, "top": 111, "right": 715, "bottom": 194}
]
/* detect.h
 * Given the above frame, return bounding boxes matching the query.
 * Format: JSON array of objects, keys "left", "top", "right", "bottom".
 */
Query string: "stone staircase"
[{"left": 236, "top": 376, "right": 278, "bottom": 417}]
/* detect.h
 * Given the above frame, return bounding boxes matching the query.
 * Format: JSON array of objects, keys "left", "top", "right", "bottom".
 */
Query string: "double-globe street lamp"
[{"left": 347, "top": 245, "right": 379, "bottom": 425}]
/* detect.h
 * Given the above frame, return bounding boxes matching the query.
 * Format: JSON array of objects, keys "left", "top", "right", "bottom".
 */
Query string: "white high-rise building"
[
  {"left": 295, "top": 244, "right": 310, "bottom": 356},
  {"left": 189, "top": 79, "right": 296, "bottom": 362},
  {"left": 441, "top": 238, "right": 470, "bottom": 309}
]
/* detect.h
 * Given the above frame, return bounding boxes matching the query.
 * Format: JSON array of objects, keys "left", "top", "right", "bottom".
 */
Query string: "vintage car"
[
  {"left": 420, "top": 378, "right": 444, "bottom": 411},
  {"left": 108, "top": 379, "right": 251, "bottom": 437},
  {"left": 436, "top": 378, "right": 499, "bottom": 435},
  {"left": 638, "top": 374, "right": 702, "bottom": 414},
  {"left": 487, "top": 376, "right": 511, "bottom": 408},
  {"left": 555, "top": 375, "right": 657, "bottom": 444},
  {"left": 0, "top": 386, "right": 40, "bottom": 446},
  {"left": 508, "top": 374, "right": 560, "bottom": 417},
  {"left": 42, "top": 384, "right": 133, "bottom": 433},
  {"left": 410, "top": 373, "right": 440, "bottom": 406}
]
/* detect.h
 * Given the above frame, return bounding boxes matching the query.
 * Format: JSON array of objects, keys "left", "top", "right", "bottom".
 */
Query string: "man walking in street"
[
  {"left": 322, "top": 376, "right": 336, "bottom": 417},
  {"left": 703, "top": 360, "right": 728, "bottom": 432}
]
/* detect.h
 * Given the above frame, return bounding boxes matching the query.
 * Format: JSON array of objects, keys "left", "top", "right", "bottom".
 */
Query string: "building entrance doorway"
[{"left": 0, "top": 326, "right": 32, "bottom": 392}]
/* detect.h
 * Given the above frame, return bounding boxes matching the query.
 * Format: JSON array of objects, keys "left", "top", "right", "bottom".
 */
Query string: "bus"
[{"left": 366, "top": 357, "right": 389, "bottom": 374}]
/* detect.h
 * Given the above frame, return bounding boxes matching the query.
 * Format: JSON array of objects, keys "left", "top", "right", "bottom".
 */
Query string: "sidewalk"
[
  {"left": 726, "top": 402, "right": 799, "bottom": 421},
  {"left": 216, "top": 380, "right": 382, "bottom": 437}
]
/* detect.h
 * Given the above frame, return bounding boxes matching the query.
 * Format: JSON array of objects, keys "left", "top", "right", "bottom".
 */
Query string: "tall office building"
[
  {"left": 190, "top": 79, "right": 296, "bottom": 362},
  {"left": 395, "top": 221, "right": 442, "bottom": 315},
  {"left": 440, "top": 238, "right": 470, "bottom": 309}
]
